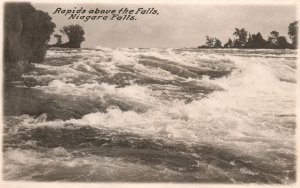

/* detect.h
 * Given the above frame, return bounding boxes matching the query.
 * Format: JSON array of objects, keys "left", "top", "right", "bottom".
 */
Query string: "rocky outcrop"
[{"left": 4, "top": 3, "right": 55, "bottom": 83}]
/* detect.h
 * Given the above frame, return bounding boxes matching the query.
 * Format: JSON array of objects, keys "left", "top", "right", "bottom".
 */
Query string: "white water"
[{"left": 3, "top": 48, "right": 296, "bottom": 183}]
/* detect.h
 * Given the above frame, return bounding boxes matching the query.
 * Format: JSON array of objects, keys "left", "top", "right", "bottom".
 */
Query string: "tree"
[
  {"left": 277, "top": 36, "right": 291, "bottom": 49},
  {"left": 213, "top": 38, "right": 222, "bottom": 48},
  {"left": 251, "top": 32, "right": 267, "bottom": 48},
  {"left": 204, "top": 36, "right": 222, "bottom": 48},
  {"left": 60, "top": 24, "right": 85, "bottom": 48},
  {"left": 233, "top": 28, "right": 248, "bottom": 47},
  {"left": 205, "top": 36, "right": 214, "bottom": 48},
  {"left": 246, "top": 33, "right": 253, "bottom": 48},
  {"left": 288, "top": 21, "right": 298, "bottom": 48},
  {"left": 224, "top": 38, "right": 233, "bottom": 48},
  {"left": 53, "top": 34, "right": 62, "bottom": 45},
  {"left": 267, "top": 31, "right": 280, "bottom": 48},
  {"left": 267, "top": 31, "right": 292, "bottom": 49},
  {"left": 233, "top": 39, "right": 240, "bottom": 48}
]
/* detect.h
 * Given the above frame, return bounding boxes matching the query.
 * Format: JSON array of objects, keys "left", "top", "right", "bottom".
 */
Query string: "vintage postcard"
[{"left": 0, "top": 0, "right": 299, "bottom": 187}]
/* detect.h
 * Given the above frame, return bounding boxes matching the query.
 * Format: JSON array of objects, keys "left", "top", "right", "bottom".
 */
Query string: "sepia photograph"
[{"left": 1, "top": 0, "right": 299, "bottom": 186}]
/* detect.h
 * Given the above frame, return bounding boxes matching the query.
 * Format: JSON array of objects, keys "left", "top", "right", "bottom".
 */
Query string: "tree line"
[
  {"left": 199, "top": 21, "right": 298, "bottom": 49},
  {"left": 50, "top": 24, "right": 85, "bottom": 48}
]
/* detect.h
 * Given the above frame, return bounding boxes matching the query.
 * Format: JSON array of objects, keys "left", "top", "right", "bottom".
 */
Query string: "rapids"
[{"left": 3, "top": 48, "right": 296, "bottom": 183}]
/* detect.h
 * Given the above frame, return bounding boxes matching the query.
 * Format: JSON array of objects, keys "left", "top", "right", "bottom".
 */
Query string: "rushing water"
[{"left": 3, "top": 48, "right": 296, "bottom": 183}]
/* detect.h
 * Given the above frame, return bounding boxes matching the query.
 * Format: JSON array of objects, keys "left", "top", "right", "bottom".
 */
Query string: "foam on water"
[
  {"left": 4, "top": 147, "right": 188, "bottom": 182},
  {"left": 3, "top": 48, "right": 296, "bottom": 183}
]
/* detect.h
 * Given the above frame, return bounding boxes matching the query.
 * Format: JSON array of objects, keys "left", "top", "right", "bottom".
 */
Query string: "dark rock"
[{"left": 4, "top": 3, "right": 55, "bottom": 83}]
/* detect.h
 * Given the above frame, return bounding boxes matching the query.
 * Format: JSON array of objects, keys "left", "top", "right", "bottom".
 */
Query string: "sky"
[{"left": 33, "top": 3, "right": 297, "bottom": 48}]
